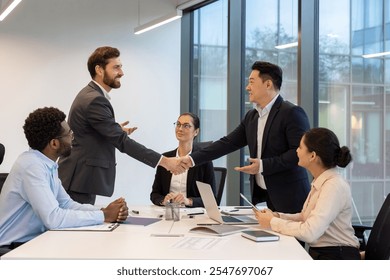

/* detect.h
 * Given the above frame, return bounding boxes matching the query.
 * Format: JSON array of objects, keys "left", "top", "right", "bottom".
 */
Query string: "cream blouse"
[{"left": 270, "top": 168, "right": 360, "bottom": 248}]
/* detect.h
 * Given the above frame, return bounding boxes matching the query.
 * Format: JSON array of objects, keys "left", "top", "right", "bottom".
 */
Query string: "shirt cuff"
[
  {"left": 189, "top": 156, "right": 195, "bottom": 167},
  {"left": 156, "top": 155, "right": 164, "bottom": 168}
]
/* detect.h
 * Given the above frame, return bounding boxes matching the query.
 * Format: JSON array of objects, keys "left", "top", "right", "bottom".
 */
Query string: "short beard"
[
  {"left": 59, "top": 142, "right": 72, "bottom": 158},
  {"left": 104, "top": 75, "right": 121, "bottom": 89}
]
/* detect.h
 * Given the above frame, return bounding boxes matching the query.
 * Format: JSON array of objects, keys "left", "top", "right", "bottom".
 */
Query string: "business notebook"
[
  {"left": 196, "top": 181, "right": 258, "bottom": 225},
  {"left": 124, "top": 216, "right": 162, "bottom": 226},
  {"left": 241, "top": 230, "right": 280, "bottom": 242},
  {"left": 190, "top": 224, "right": 245, "bottom": 236}
]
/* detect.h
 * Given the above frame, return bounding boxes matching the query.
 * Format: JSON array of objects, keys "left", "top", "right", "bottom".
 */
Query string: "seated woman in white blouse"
[
  {"left": 150, "top": 113, "right": 215, "bottom": 207},
  {"left": 254, "top": 127, "right": 360, "bottom": 260}
]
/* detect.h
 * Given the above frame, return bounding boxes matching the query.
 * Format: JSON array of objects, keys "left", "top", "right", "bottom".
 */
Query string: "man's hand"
[
  {"left": 180, "top": 155, "right": 194, "bottom": 169},
  {"left": 234, "top": 158, "right": 260, "bottom": 175},
  {"left": 120, "top": 121, "right": 138, "bottom": 135},
  {"left": 102, "top": 197, "right": 128, "bottom": 222},
  {"left": 159, "top": 156, "right": 188, "bottom": 175}
]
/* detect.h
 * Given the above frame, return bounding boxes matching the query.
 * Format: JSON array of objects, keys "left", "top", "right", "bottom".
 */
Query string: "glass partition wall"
[
  {"left": 185, "top": 0, "right": 389, "bottom": 224},
  {"left": 319, "top": 0, "right": 390, "bottom": 223},
  {"left": 191, "top": 0, "right": 228, "bottom": 169}
]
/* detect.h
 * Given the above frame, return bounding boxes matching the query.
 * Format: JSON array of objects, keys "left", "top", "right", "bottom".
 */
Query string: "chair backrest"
[
  {"left": 0, "top": 173, "right": 8, "bottom": 193},
  {"left": 365, "top": 193, "right": 390, "bottom": 260},
  {"left": 0, "top": 143, "right": 4, "bottom": 165},
  {"left": 213, "top": 167, "right": 227, "bottom": 206},
  {"left": 0, "top": 172, "right": 12, "bottom": 257}
]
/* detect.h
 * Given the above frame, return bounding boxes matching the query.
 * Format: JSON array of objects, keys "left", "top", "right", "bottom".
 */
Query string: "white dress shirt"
[
  {"left": 169, "top": 149, "right": 190, "bottom": 196},
  {"left": 255, "top": 94, "right": 279, "bottom": 189},
  {"left": 92, "top": 80, "right": 111, "bottom": 100}
]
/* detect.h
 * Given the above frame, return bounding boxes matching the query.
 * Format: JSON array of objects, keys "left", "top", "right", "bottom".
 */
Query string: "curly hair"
[
  {"left": 23, "top": 107, "right": 66, "bottom": 151},
  {"left": 87, "top": 46, "right": 120, "bottom": 79}
]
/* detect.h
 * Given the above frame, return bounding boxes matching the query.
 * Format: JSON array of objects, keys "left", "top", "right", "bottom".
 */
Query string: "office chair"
[
  {"left": 353, "top": 193, "right": 390, "bottom": 260},
  {"left": 0, "top": 172, "right": 10, "bottom": 257},
  {"left": 213, "top": 167, "right": 227, "bottom": 206},
  {"left": 0, "top": 247, "right": 11, "bottom": 257},
  {"left": 0, "top": 173, "right": 8, "bottom": 193},
  {"left": 0, "top": 143, "right": 4, "bottom": 165}
]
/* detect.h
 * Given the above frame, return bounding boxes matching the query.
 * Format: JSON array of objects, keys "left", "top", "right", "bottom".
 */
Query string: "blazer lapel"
[
  {"left": 261, "top": 95, "right": 283, "bottom": 154},
  {"left": 248, "top": 110, "right": 259, "bottom": 158}
]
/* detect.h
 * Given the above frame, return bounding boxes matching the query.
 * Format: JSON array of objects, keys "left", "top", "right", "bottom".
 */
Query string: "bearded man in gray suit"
[{"left": 59, "top": 46, "right": 185, "bottom": 204}]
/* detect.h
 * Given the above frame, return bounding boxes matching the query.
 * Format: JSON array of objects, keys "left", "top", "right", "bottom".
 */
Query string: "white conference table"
[{"left": 1, "top": 205, "right": 311, "bottom": 260}]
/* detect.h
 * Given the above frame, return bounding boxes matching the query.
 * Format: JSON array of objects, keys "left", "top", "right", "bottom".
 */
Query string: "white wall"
[{"left": 0, "top": 0, "right": 181, "bottom": 205}]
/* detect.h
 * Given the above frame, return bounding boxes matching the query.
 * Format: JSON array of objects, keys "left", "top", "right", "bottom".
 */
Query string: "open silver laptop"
[{"left": 196, "top": 181, "right": 258, "bottom": 225}]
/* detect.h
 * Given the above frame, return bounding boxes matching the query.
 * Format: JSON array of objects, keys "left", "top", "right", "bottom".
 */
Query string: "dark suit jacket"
[
  {"left": 150, "top": 146, "right": 215, "bottom": 207},
  {"left": 58, "top": 81, "right": 161, "bottom": 197},
  {"left": 191, "top": 95, "right": 310, "bottom": 213}
]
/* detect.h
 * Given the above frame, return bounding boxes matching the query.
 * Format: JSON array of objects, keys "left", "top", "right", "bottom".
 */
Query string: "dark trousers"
[
  {"left": 67, "top": 190, "right": 96, "bottom": 205},
  {"left": 309, "top": 246, "right": 361, "bottom": 260},
  {"left": 0, "top": 242, "right": 25, "bottom": 257},
  {"left": 0, "top": 242, "right": 25, "bottom": 249}
]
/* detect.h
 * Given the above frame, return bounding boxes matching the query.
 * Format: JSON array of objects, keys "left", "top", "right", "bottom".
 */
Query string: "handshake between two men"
[
  {"left": 160, "top": 155, "right": 262, "bottom": 176},
  {"left": 159, "top": 155, "right": 194, "bottom": 175}
]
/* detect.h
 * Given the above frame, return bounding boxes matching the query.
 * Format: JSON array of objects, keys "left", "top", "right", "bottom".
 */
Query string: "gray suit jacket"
[{"left": 58, "top": 82, "right": 161, "bottom": 197}]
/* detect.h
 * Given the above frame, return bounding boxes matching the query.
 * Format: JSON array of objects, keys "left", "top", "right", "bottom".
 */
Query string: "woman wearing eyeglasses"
[{"left": 150, "top": 113, "right": 215, "bottom": 207}]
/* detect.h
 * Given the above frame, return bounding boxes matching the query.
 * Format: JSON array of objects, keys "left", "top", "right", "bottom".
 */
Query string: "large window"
[
  {"left": 191, "top": 0, "right": 228, "bottom": 168},
  {"left": 246, "top": 0, "right": 298, "bottom": 104},
  {"left": 319, "top": 0, "right": 390, "bottom": 224},
  {"left": 184, "top": 0, "right": 390, "bottom": 224}
]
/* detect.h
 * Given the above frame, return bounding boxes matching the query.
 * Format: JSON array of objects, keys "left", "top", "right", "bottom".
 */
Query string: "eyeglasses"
[
  {"left": 57, "top": 129, "right": 74, "bottom": 141},
  {"left": 174, "top": 122, "right": 193, "bottom": 130}
]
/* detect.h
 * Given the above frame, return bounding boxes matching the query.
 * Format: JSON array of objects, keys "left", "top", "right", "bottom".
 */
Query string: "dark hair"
[
  {"left": 303, "top": 127, "right": 352, "bottom": 168},
  {"left": 179, "top": 112, "right": 200, "bottom": 130},
  {"left": 87, "top": 46, "right": 120, "bottom": 79},
  {"left": 251, "top": 61, "right": 283, "bottom": 90},
  {"left": 23, "top": 107, "right": 66, "bottom": 152}
]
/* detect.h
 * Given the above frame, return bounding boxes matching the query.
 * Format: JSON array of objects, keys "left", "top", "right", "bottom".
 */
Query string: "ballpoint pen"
[
  {"left": 150, "top": 233, "right": 184, "bottom": 237},
  {"left": 187, "top": 212, "right": 204, "bottom": 216}
]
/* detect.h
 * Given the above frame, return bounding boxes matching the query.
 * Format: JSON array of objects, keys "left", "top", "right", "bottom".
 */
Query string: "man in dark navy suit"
[{"left": 184, "top": 61, "right": 310, "bottom": 213}]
